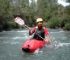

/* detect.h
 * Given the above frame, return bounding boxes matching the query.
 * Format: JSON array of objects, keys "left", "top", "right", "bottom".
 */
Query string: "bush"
[
  {"left": 3, "top": 21, "right": 20, "bottom": 30},
  {"left": 0, "top": 25, "right": 3, "bottom": 32},
  {"left": 9, "top": 22, "right": 20, "bottom": 29},
  {"left": 63, "top": 23, "right": 70, "bottom": 31},
  {"left": 60, "top": 17, "right": 70, "bottom": 28},
  {"left": 46, "top": 17, "right": 60, "bottom": 28}
]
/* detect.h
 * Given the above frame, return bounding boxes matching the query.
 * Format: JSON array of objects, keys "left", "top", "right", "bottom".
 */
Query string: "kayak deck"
[{"left": 22, "top": 39, "right": 47, "bottom": 53}]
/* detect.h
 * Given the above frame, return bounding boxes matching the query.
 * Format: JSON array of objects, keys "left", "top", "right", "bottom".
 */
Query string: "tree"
[
  {"left": 66, "top": 0, "right": 70, "bottom": 2},
  {"left": 0, "top": 0, "right": 11, "bottom": 31}
]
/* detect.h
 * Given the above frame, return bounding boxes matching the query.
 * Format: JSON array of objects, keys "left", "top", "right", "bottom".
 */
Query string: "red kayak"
[{"left": 22, "top": 39, "right": 49, "bottom": 53}]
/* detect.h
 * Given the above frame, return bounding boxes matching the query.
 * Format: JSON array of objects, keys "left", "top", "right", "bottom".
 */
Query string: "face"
[{"left": 37, "top": 21, "right": 43, "bottom": 29}]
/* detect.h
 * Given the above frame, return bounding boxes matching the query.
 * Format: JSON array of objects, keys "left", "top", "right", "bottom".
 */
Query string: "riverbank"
[
  {"left": 46, "top": 17, "right": 70, "bottom": 31},
  {"left": 0, "top": 28, "right": 70, "bottom": 33}
]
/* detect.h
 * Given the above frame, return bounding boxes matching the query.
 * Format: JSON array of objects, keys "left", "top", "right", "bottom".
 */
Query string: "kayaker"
[{"left": 29, "top": 18, "right": 50, "bottom": 42}]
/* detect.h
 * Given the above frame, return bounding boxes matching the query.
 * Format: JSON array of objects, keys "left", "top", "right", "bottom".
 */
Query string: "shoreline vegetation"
[{"left": 0, "top": 0, "right": 70, "bottom": 32}]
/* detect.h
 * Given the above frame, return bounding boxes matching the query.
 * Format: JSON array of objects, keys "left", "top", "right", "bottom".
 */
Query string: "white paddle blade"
[{"left": 15, "top": 17, "right": 25, "bottom": 26}]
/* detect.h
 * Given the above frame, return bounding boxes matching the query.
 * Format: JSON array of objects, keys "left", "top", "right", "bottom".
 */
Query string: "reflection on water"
[{"left": 0, "top": 29, "right": 70, "bottom": 60}]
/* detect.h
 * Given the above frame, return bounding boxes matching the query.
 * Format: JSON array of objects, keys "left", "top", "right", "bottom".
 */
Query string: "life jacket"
[{"left": 33, "top": 27, "right": 45, "bottom": 41}]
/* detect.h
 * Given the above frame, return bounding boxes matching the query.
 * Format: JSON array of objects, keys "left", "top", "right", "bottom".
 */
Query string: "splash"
[{"left": 55, "top": 43, "right": 70, "bottom": 47}]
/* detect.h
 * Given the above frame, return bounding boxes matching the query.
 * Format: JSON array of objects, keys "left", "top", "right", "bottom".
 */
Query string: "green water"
[{"left": 0, "top": 29, "right": 70, "bottom": 60}]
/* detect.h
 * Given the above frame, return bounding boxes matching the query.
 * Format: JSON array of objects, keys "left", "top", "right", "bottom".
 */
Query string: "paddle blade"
[{"left": 15, "top": 17, "right": 25, "bottom": 26}]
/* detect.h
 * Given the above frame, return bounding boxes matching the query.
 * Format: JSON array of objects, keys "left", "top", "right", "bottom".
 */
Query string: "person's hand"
[
  {"left": 44, "top": 39, "right": 50, "bottom": 44},
  {"left": 44, "top": 36, "right": 51, "bottom": 45}
]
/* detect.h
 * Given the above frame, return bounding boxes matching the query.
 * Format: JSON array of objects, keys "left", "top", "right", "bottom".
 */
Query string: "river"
[{"left": 0, "top": 29, "right": 70, "bottom": 60}]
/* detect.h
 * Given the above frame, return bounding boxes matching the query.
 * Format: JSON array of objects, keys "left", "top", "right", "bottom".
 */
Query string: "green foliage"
[
  {"left": 66, "top": 0, "right": 70, "bottom": 2},
  {"left": 37, "top": 0, "right": 58, "bottom": 19},
  {"left": 0, "top": 0, "right": 70, "bottom": 31},
  {"left": 63, "top": 23, "right": 70, "bottom": 30},
  {"left": 46, "top": 17, "right": 60, "bottom": 28},
  {"left": 60, "top": 17, "right": 70, "bottom": 28},
  {"left": 3, "top": 21, "right": 20, "bottom": 30}
]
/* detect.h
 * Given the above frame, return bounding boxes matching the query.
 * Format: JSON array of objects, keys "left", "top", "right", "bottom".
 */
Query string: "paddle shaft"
[{"left": 24, "top": 25, "right": 30, "bottom": 29}]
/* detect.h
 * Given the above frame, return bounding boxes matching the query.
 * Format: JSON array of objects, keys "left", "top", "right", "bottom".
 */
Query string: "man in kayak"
[
  {"left": 22, "top": 18, "right": 51, "bottom": 53},
  {"left": 29, "top": 18, "right": 50, "bottom": 43}
]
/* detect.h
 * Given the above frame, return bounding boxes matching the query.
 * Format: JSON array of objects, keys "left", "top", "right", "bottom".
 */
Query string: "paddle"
[
  {"left": 15, "top": 17, "right": 44, "bottom": 37},
  {"left": 14, "top": 17, "right": 30, "bottom": 29}
]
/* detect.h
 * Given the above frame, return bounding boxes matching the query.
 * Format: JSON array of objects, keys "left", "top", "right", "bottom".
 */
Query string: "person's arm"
[
  {"left": 29, "top": 27, "right": 36, "bottom": 35},
  {"left": 44, "top": 27, "right": 49, "bottom": 36},
  {"left": 44, "top": 28, "right": 51, "bottom": 44}
]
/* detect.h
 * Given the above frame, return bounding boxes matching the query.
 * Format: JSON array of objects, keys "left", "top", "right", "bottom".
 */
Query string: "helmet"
[{"left": 36, "top": 18, "right": 43, "bottom": 23}]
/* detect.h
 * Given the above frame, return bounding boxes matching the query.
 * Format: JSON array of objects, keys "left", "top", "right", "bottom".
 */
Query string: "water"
[{"left": 0, "top": 29, "right": 70, "bottom": 60}]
